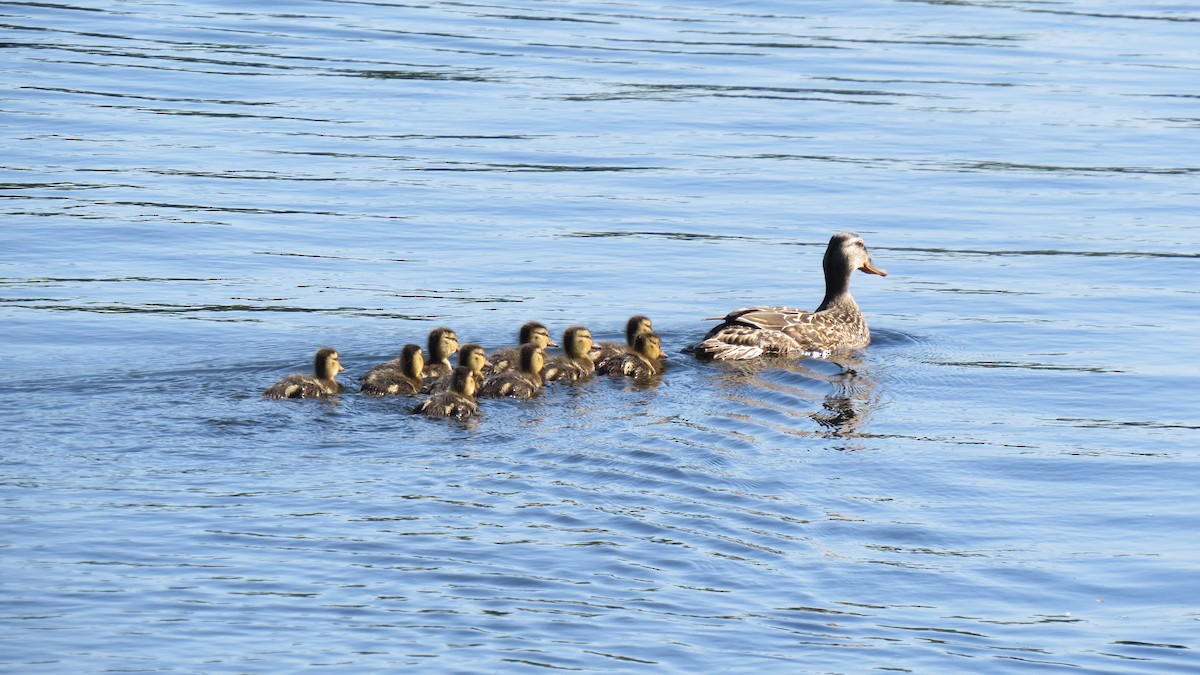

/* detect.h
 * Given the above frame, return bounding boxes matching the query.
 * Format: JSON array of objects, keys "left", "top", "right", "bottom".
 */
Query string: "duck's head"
[
  {"left": 827, "top": 232, "right": 887, "bottom": 278},
  {"left": 562, "top": 325, "right": 594, "bottom": 359},
  {"left": 400, "top": 343, "right": 425, "bottom": 379},
  {"left": 633, "top": 333, "right": 666, "bottom": 361},
  {"left": 518, "top": 342, "right": 546, "bottom": 375},
  {"left": 314, "top": 347, "right": 344, "bottom": 380},
  {"left": 428, "top": 327, "right": 460, "bottom": 362},
  {"left": 451, "top": 365, "right": 477, "bottom": 398},
  {"left": 519, "top": 321, "right": 558, "bottom": 349},
  {"left": 625, "top": 315, "right": 653, "bottom": 345},
  {"left": 457, "top": 343, "right": 489, "bottom": 374}
]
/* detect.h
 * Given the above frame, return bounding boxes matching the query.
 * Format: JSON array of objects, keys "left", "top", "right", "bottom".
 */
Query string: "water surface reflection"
[
  {"left": 704, "top": 354, "right": 880, "bottom": 444},
  {"left": 5, "top": 0, "right": 1200, "bottom": 671}
]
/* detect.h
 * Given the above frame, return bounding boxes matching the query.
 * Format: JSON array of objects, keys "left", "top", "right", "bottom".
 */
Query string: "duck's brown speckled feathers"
[
  {"left": 415, "top": 365, "right": 479, "bottom": 420},
  {"left": 690, "top": 232, "right": 887, "bottom": 361},
  {"left": 542, "top": 326, "right": 595, "bottom": 384},
  {"left": 487, "top": 322, "right": 556, "bottom": 374},
  {"left": 594, "top": 315, "right": 653, "bottom": 372},
  {"left": 597, "top": 332, "right": 667, "bottom": 380},
  {"left": 420, "top": 327, "right": 460, "bottom": 379},
  {"left": 361, "top": 344, "right": 424, "bottom": 396},
  {"left": 479, "top": 343, "right": 545, "bottom": 399},
  {"left": 428, "top": 343, "right": 488, "bottom": 394},
  {"left": 264, "top": 347, "right": 345, "bottom": 399}
]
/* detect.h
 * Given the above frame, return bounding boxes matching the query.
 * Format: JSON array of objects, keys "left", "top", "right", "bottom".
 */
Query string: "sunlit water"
[{"left": 3, "top": 0, "right": 1199, "bottom": 671}]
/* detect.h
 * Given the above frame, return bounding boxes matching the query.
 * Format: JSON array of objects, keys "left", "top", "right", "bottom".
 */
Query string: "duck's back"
[
  {"left": 361, "top": 362, "right": 422, "bottom": 396},
  {"left": 597, "top": 353, "right": 658, "bottom": 380},
  {"left": 415, "top": 392, "right": 478, "bottom": 419},
  {"left": 478, "top": 371, "right": 541, "bottom": 398},
  {"left": 592, "top": 342, "right": 627, "bottom": 372},
  {"left": 697, "top": 300, "right": 868, "bottom": 360},
  {"left": 421, "top": 361, "right": 453, "bottom": 380},
  {"left": 486, "top": 346, "right": 521, "bottom": 374},
  {"left": 543, "top": 356, "right": 593, "bottom": 383},
  {"left": 265, "top": 374, "right": 338, "bottom": 399}
]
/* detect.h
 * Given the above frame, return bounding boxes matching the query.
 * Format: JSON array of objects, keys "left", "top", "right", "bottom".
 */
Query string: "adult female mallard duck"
[
  {"left": 542, "top": 326, "right": 596, "bottom": 384},
  {"left": 690, "top": 232, "right": 887, "bottom": 360},
  {"left": 478, "top": 343, "right": 545, "bottom": 399},
  {"left": 264, "top": 347, "right": 345, "bottom": 399},
  {"left": 421, "top": 327, "right": 460, "bottom": 379},
  {"left": 428, "top": 343, "right": 489, "bottom": 394},
  {"left": 487, "top": 321, "right": 557, "bottom": 374},
  {"left": 597, "top": 332, "right": 667, "bottom": 380},
  {"left": 361, "top": 344, "right": 424, "bottom": 396},
  {"left": 594, "top": 315, "right": 653, "bottom": 372},
  {"left": 414, "top": 365, "right": 479, "bottom": 420}
]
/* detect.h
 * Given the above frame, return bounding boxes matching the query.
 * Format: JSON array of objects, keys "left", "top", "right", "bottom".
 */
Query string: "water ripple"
[{"left": 4, "top": 0, "right": 1199, "bottom": 671}]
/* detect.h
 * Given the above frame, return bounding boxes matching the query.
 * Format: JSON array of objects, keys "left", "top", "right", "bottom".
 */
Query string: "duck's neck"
[
  {"left": 816, "top": 262, "right": 856, "bottom": 313},
  {"left": 315, "top": 363, "right": 341, "bottom": 393},
  {"left": 521, "top": 356, "right": 544, "bottom": 382},
  {"left": 316, "top": 362, "right": 336, "bottom": 382},
  {"left": 405, "top": 361, "right": 422, "bottom": 380},
  {"left": 638, "top": 353, "right": 663, "bottom": 374}
]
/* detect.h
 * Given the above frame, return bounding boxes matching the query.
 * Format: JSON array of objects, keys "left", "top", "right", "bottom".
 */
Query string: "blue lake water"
[{"left": 2, "top": 0, "right": 1199, "bottom": 671}]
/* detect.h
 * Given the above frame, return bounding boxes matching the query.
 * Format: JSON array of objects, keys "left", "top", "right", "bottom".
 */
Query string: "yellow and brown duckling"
[
  {"left": 478, "top": 343, "right": 545, "bottom": 399},
  {"left": 487, "top": 321, "right": 556, "bottom": 374},
  {"left": 542, "top": 325, "right": 596, "bottom": 384},
  {"left": 427, "top": 343, "right": 489, "bottom": 394},
  {"left": 421, "top": 327, "right": 460, "bottom": 380},
  {"left": 360, "top": 343, "right": 424, "bottom": 396},
  {"left": 264, "top": 347, "right": 345, "bottom": 399},
  {"left": 597, "top": 332, "right": 667, "bottom": 380},
  {"left": 594, "top": 315, "right": 653, "bottom": 372},
  {"left": 690, "top": 232, "right": 887, "bottom": 360},
  {"left": 414, "top": 365, "right": 479, "bottom": 420}
]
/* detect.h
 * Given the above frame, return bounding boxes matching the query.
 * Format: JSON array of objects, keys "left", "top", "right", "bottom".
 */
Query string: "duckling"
[
  {"left": 414, "top": 365, "right": 479, "bottom": 420},
  {"left": 264, "top": 347, "right": 345, "bottom": 399},
  {"left": 427, "top": 343, "right": 489, "bottom": 394},
  {"left": 487, "top": 321, "right": 557, "bottom": 374},
  {"left": 542, "top": 325, "right": 596, "bottom": 384},
  {"left": 478, "top": 343, "right": 545, "bottom": 399},
  {"left": 421, "top": 327, "right": 460, "bottom": 379},
  {"left": 361, "top": 344, "right": 424, "bottom": 396},
  {"left": 690, "top": 232, "right": 887, "bottom": 360},
  {"left": 594, "top": 315, "right": 653, "bottom": 372},
  {"left": 597, "top": 332, "right": 667, "bottom": 380}
]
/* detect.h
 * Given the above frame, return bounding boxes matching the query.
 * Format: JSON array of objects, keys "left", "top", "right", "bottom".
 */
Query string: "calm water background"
[{"left": 2, "top": 0, "right": 1199, "bottom": 671}]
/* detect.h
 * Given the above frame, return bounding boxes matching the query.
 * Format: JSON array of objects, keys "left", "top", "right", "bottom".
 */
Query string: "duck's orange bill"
[{"left": 861, "top": 261, "right": 888, "bottom": 276}]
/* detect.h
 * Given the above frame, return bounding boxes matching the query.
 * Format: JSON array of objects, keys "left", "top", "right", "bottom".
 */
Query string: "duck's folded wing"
[
  {"left": 779, "top": 305, "right": 868, "bottom": 351},
  {"left": 265, "top": 374, "right": 322, "bottom": 399},
  {"left": 692, "top": 323, "right": 802, "bottom": 360},
  {"left": 704, "top": 306, "right": 807, "bottom": 330}
]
